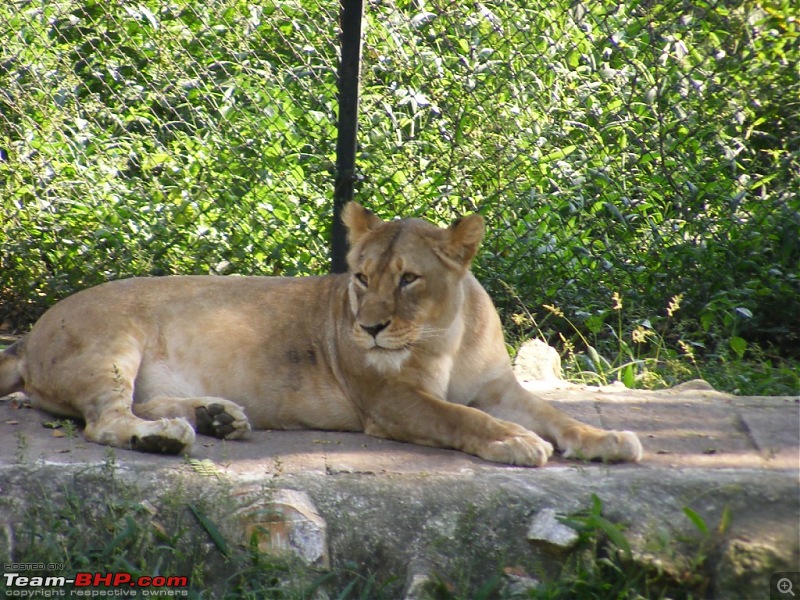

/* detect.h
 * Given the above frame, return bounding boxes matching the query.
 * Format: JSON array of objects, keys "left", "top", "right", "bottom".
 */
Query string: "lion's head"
[{"left": 341, "top": 202, "right": 485, "bottom": 372}]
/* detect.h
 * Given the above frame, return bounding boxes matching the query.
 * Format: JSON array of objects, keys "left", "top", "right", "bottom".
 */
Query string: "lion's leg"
[
  {"left": 362, "top": 386, "right": 553, "bottom": 467},
  {"left": 133, "top": 396, "right": 251, "bottom": 440},
  {"left": 472, "top": 378, "right": 643, "bottom": 463},
  {"left": 82, "top": 394, "right": 196, "bottom": 454},
  {"left": 25, "top": 340, "right": 197, "bottom": 454}
]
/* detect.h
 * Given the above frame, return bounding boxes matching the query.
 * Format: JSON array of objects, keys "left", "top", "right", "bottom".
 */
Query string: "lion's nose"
[{"left": 360, "top": 321, "right": 390, "bottom": 338}]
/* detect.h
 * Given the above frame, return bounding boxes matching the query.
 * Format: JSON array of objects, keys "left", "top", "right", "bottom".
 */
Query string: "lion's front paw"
[
  {"left": 562, "top": 428, "right": 643, "bottom": 463},
  {"left": 129, "top": 418, "right": 195, "bottom": 454},
  {"left": 481, "top": 433, "right": 554, "bottom": 467},
  {"left": 195, "top": 402, "right": 251, "bottom": 440},
  {"left": 610, "top": 430, "right": 643, "bottom": 462}
]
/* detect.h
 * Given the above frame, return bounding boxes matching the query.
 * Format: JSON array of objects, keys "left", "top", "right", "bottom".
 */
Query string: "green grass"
[{"left": 506, "top": 288, "right": 800, "bottom": 396}]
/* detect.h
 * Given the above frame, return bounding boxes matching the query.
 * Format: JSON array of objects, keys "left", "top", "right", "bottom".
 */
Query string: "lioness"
[{"left": 0, "top": 203, "right": 642, "bottom": 466}]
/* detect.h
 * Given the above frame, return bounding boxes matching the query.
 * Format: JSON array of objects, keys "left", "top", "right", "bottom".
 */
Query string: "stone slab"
[
  {"left": 1, "top": 381, "right": 798, "bottom": 472},
  {"left": 0, "top": 382, "right": 798, "bottom": 599}
]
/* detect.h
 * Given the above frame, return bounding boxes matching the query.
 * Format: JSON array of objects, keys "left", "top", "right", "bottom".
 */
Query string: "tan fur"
[{"left": 0, "top": 203, "right": 642, "bottom": 465}]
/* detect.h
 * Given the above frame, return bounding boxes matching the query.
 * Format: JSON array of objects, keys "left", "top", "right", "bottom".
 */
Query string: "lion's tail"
[{"left": 0, "top": 338, "right": 26, "bottom": 397}]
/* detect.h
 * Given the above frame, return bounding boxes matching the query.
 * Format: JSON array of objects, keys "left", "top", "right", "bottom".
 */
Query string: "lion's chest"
[{"left": 425, "top": 355, "right": 453, "bottom": 399}]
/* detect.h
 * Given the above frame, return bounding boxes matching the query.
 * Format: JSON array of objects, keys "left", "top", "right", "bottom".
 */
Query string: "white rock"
[
  {"left": 513, "top": 339, "right": 563, "bottom": 382},
  {"left": 526, "top": 508, "right": 579, "bottom": 550}
]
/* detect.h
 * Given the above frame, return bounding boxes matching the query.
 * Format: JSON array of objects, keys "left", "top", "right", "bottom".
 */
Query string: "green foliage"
[
  {"left": 1, "top": 0, "right": 798, "bottom": 383},
  {"left": 531, "top": 494, "right": 731, "bottom": 599},
  {"left": 0, "top": 0, "right": 338, "bottom": 323},
  {"left": 423, "top": 494, "right": 722, "bottom": 599},
  {"left": 507, "top": 289, "right": 798, "bottom": 395}
]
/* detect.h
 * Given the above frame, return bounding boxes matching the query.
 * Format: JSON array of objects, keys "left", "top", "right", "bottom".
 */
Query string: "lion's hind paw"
[
  {"left": 131, "top": 434, "right": 188, "bottom": 454},
  {"left": 128, "top": 418, "right": 195, "bottom": 454},
  {"left": 195, "top": 401, "right": 251, "bottom": 440}
]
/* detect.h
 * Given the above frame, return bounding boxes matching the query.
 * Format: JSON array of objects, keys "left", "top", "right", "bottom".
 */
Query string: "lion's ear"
[
  {"left": 436, "top": 213, "right": 485, "bottom": 269},
  {"left": 342, "top": 202, "right": 384, "bottom": 244}
]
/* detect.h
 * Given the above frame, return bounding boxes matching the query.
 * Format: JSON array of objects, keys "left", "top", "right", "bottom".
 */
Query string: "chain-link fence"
[
  {"left": 353, "top": 0, "right": 800, "bottom": 353},
  {"left": 2, "top": 0, "right": 799, "bottom": 354},
  {"left": 1, "top": 0, "right": 340, "bottom": 323}
]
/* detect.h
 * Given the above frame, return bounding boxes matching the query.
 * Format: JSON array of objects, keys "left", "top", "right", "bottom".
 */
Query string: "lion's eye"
[
  {"left": 399, "top": 272, "right": 420, "bottom": 288},
  {"left": 355, "top": 273, "right": 369, "bottom": 288}
]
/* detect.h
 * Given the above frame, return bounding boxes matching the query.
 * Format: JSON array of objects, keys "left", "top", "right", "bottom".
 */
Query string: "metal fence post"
[{"left": 331, "top": 0, "right": 365, "bottom": 274}]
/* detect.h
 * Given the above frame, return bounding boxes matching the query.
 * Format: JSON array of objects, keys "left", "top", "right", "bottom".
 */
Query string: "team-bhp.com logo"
[{"left": 4, "top": 571, "right": 188, "bottom": 597}]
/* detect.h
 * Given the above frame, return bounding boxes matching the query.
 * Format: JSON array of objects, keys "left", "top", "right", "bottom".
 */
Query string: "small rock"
[
  {"left": 402, "top": 559, "right": 438, "bottom": 600},
  {"left": 233, "top": 486, "right": 329, "bottom": 569},
  {"left": 670, "top": 379, "right": 716, "bottom": 392},
  {"left": 504, "top": 572, "right": 541, "bottom": 597},
  {"left": 526, "top": 508, "right": 579, "bottom": 550},
  {"left": 513, "top": 340, "right": 562, "bottom": 382},
  {"left": 712, "top": 536, "right": 793, "bottom": 600}
]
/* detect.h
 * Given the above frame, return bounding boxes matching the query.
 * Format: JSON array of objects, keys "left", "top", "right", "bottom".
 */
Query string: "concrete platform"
[
  {"left": 2, "top": 380, "right": 796, "bottom": 473},
  {"left": 1, "top": 379, "right": 798, "bottom": 598}
]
